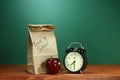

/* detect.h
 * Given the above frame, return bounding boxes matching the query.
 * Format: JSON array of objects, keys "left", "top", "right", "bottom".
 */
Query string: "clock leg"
[{"left": 80, "top": 70, "right": 83, "bottom": 74}]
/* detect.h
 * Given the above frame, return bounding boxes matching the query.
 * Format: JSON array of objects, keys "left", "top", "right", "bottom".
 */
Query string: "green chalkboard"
[{"left": 0, "top": 0, "right": 120, "bottom": 64}]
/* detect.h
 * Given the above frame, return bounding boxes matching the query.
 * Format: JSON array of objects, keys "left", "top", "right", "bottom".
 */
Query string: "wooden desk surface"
[{"left": 0, "top": 65, "right": 120, "bottom": 80}]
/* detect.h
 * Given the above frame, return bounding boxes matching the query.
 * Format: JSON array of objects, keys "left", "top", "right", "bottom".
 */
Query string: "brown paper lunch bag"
[{"left": 27, "top": 24, "right": 58, "bottom": 74}]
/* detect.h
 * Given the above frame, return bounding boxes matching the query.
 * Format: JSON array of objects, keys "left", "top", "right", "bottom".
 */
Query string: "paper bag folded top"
[{"left": 27, "top": 24, "right": 58, "bottom": 74}]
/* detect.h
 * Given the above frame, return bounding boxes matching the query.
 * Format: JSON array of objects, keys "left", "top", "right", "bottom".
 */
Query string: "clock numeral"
[{"left": 67, "top": 64, "right": 70, "bottom": 67}]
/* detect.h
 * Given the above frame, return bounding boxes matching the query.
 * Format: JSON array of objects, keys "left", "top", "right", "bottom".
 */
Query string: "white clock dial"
[{"left": 64, "top": 52, "right": 83, "bottom": 72}]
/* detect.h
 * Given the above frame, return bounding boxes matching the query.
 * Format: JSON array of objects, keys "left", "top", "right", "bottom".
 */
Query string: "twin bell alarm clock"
[{"left": 63, "top": 42, "right": 88, "bottom": 73}]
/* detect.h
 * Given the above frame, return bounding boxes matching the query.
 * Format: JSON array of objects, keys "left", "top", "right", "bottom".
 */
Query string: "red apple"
[{"left": 46, "top": 57, "right": 61, "bottom": 74}]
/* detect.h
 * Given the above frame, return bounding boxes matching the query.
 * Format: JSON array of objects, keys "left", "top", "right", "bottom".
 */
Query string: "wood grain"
[{"left": 0, "top": 65, "right": 120, "bottom": 80}]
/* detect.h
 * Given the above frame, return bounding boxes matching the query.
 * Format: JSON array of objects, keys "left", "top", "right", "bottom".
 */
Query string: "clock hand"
[
  {"left": 70, "top": 61, "right": 75, "bottom": 65},
  {"left": 74, "top": 64, "right": 75, "bottom": 70},
  {"left": 73, "top": 61, "right": 76, "bottom": 70},
  {"left": 70, "top": 62, "right": 74, "bottom": 66}
]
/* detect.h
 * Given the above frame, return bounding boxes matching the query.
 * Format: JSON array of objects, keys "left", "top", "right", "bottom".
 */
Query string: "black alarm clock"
[{"left": 63, "top": 42, "right": 88, "bottom": 73}]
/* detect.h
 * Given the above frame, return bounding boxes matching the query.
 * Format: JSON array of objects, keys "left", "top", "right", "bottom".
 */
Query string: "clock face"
[{"left": 64, "top": 52, "right": 83, "bottom": 72}]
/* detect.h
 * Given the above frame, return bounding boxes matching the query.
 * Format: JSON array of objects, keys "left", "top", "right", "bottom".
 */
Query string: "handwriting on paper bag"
[{"left": 33, "top": 37, "right": 48, "bottom": 52}]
